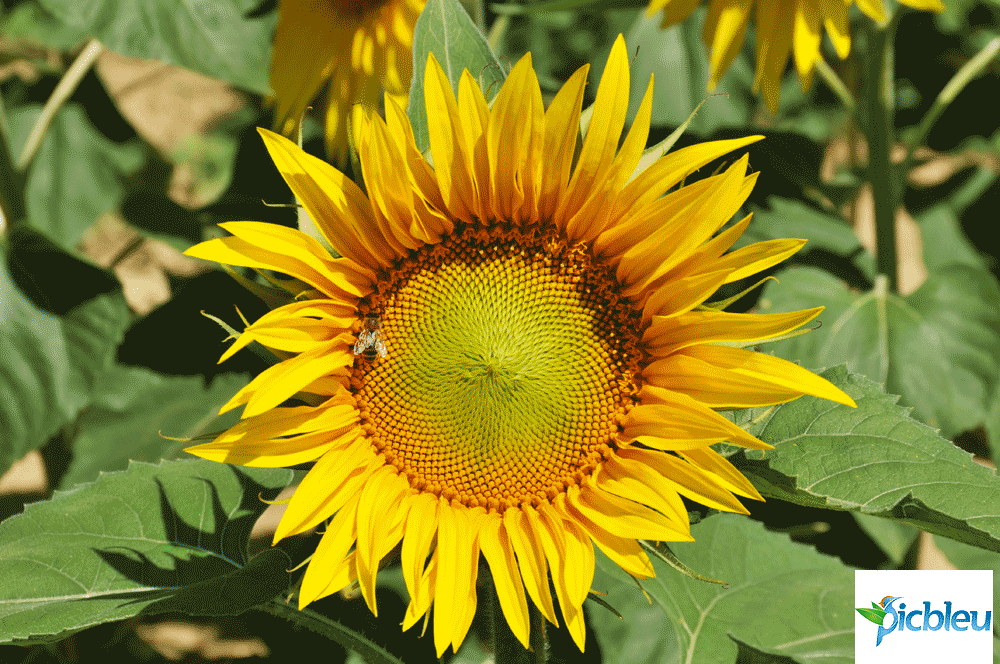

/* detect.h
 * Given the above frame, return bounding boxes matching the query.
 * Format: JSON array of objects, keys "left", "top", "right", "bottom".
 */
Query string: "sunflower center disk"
[{"left": 352, "top": 228, "right": 643, "bottom": 511}]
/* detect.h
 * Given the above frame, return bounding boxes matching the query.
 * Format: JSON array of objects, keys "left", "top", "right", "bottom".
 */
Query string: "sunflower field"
[{"left": 1, "top": 0, "right": 998, "bottom": 662}]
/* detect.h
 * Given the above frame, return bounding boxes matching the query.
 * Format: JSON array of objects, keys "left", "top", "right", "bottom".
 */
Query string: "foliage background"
[{"left": 0, "top": 0, "right": 998, "bottom": 661}]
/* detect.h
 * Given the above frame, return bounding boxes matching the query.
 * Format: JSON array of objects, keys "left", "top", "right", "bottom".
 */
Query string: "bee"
[{"left": 354, "top": 314, "right": 387, "bottom": 361}]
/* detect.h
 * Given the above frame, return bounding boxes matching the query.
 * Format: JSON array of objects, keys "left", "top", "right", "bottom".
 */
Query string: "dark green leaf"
[
  {"left": 731, "top": 366, "right": 1000, "bottom": 553},
  {"left": 0, "top": 2, "right": 89, "bottom": 52},
  {"left": 589, "top": 8, "right": 752, "bottom": 132},
  {"left": 852, "top": 513, "right": 918, "bottom": 565},
  {"left": 590, "top": 514, "right": 854, "bottom": 664},
  {"left": 8, "top": 103, "right": 143, "bottom": 250},
  {"left": 915, "top": 204, "right": 988, "bottom": 274},
  {"left": 34, "top": 0, "right": 276, "bottom": 93},
  {"left": 760, "top": 265, "right": 1000, "bottom": 437},
  {"left": 61, "top": 366, "right": 248, "bottom": 488},
  {"left": 408, "top": 0, "right": 505, "bottom": 153},
  {"left": 0, "top": 459, "right": 292, "bottom": 644},
  {"left": 0, "top": 254, "right": 129, "bottom": 478}
]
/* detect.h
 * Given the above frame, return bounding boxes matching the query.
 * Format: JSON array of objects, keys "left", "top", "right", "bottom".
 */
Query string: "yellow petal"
[
  {"left": 646, "top": 344, "right": 857, "bottom": 408},
  {"left": 256, "top": 129, "right": 396, "bottom": 266},
  {"left": 479, "top": 516, "right": 530, "bottom": 649},
  {"left": 299, "top": 492, "right": 361, "bottom": 607},
  {"left": 597, "top": 454, "right": 689, "bottom": 526},
  {"left": 538, "top": 65, "right": 589, "bottom": 221},
  {"left": 641, "top": 268, "right": 732, "bottom": 323},
  {"left": 401, "top": 493, "right": 439, "bottom": 610},
  {"left": 818, "top": 0, "right": 850, "bottom": 59},
  {"left": 704, "top": 0, "right": 754, "bottom": 89},
  {"left": 528, "top": 506, "right": 587, "bottom": 651},
  {"left": 555, "top": 493, "right": 656, "bottom": 578},
  {"left": 457, "top": 71, "right": 492, "bottom": 222},
  {"left": 793, "top": 0, "right": 822, "bottom": 90},
  {"left": 424, "top": 53, "right": 476, "bottom": 223},
  {"left": 488, "top": 53, "right": 538, "bottom": 223},
  {"left": 434, "top": 502, "right": 480, "bottom": 657},
  {"left": 854, "top": 0, "right": 886, "bottom": 22},
  {"left": 504, "top": 507, "right": 558, "bottom": 624},
  {"left": 273, "top": 440, "right": 381, "bottom": 542},
  {"left": 644, "top": 307, "right": 823, "bottom": 355},
  {"left": 619, "top": 447, "right": 750, "bottom": 513},
  {"left": 648, "top": 0, "right": 701, "bottom": 27},
  {"left": 569, "top": 480, "right": 692, "bottom": 541},
  {"left": 677, "top": 446, "right": 764, "bottom": 501},
  {"left": 356, "top": 468, "right": 409, "bottom": 615},
  {"left": 754, "top": 0, "right": 796, "bottom": 112},
  {"left": 623, "top": 388, "right": 767, "bottom": 449},
  {"left": 557, "top": 35, "right": 629, "bottom": 232},
  {"left": 185, "top": 423, "right": 361, "bottom": 468}
]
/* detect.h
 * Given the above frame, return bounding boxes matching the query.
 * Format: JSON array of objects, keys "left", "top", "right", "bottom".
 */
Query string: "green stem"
[
  {"left": 813, "top": 57, "right": 855, "bottom": 111},
  {"left": 257, "top": 599, "right": 403, "bottom": 664},
  {"left": 862, "top": 16, "right": 901, "bottom": 292},
  {"left": 901, "top": 36, "right": 1000, "bottom": 175},
  {"left": 0, "top": 95, "right": 26, "bottom": 237},
  {"left": 492, "top": 575, "right": 549, "bottom": 664},
  {"left": 17, "top": 38, "right": 103, "bottom": 171}
]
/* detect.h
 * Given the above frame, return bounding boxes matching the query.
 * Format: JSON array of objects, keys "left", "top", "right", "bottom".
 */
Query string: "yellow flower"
[
  {"left": 186, "top": 35, "right": 855, "bottom": 656},
  {"left": 268, "top": 0, "right": 425, "bottom": 165},
  {"left": 646, "top": 0, "right": 944, "bottom": 111}
]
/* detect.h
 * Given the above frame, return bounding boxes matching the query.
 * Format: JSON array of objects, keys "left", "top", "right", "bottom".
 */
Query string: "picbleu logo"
[{"left": 856, "top": 594, "right": 993, "bottom": 647}]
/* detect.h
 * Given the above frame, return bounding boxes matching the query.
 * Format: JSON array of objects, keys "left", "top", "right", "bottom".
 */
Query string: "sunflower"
[
  {"left": 186, "top": 35, "right": 855, "bottom": 656},
  {"left": 268, "top": 0, "right": 424, "bottom": 165},
  {"left": 646, "top": 0, "right": 944, "bottom": 111}
]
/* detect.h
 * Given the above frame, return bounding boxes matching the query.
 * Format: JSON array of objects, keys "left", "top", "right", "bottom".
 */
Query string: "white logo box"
[{"left": 855, "top": 569, "right": 993, "bottom": 663}]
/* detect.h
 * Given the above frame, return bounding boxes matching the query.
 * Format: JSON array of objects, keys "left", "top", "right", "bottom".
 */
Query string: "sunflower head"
[
  {"left": 187, "top": 35, "right": 855, "bottom": 656},
  {"left": 268, "top": 0, "right": 425, "bottom": 165},
  {"left": 645, "top": 0, "right": 944, "bottom": 111}
]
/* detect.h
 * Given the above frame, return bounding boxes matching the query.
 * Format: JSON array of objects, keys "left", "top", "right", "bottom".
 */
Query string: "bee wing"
[{"left": 354, "top": 329, "right": 373, "bottom": 355}]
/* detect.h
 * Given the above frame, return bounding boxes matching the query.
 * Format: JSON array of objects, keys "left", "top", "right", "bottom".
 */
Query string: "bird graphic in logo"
[{"left": 856, "top": 595, "right": 902, "bottom": 625}]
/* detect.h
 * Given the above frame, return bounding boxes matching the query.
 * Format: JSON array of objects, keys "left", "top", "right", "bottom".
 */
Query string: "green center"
[{"left": 352, "top": 227, "right": 643, "bottom": 510}]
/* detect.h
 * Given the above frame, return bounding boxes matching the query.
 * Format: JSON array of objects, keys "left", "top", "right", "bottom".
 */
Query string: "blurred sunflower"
[
  {"left": 186, "top": 35, "right": 855, "bottom": 656},
  {"left": 646, "top": 0, "right": 944, "bottom": 111},
  {"left": 268, "top": 0, "right": 424, "bottom": 165}
]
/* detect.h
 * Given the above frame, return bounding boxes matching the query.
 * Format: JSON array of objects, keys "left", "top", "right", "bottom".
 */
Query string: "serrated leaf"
[
  {"left": 588, "top": 7, "right": 751, "bottom": 132},
  {"left": 0, "top": 459, "right": 292, "bottom": 644},
  {"left": 34, "top": 0, "right": 275, "bottom": 93},
  {"left": 730, "top": 366, "right": 1000, "bottom": 553},
  {"left": 760, "top": 266, "right": 1000, "bottom": 437},
  {"left": 0, "top": 255, "right": 129, "bottom": 478},
  {"left": 590, "top": 514, "right": 854, "bottom": 664},
  {"left": 8, "top": 103, "right": 144, "bottom": 250},
  {"left": 62, "top": 366, "right": 248, "bottom": 488},
  {"left": 852, "top": 513, "right": 919, "bottom": 565},
  {"left": 407, "top": 0, "right": 505, "bottom": 153}
]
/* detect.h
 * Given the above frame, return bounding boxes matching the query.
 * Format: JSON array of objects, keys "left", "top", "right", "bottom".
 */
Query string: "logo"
[
  {"left": 855, "top": 570, "right": 993, "bottom": 663},
  {"left": 856, "top": 594, "right": 991, "bottom": 647}
]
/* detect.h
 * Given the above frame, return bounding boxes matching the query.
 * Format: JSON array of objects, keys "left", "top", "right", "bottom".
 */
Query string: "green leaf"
[
  {"left": 737, "top": 197, "right": 874, "bottom": 278},
  {"left": 0, "top": 2, "right": 89, "bottom": 53},
  {"left": 8, "top": 103, "right": 144, "bottom": 250},
  {"left": 730, "top": 366, "right": 1000, "bottom": 553},
  {"left": 34, "top": 0, "right": 275, "bottom": 93},
  {"left": 852, "top": 513, "right": 919, "bottom": 565},
  {"left": 0, "top": 254, "right": 129, "bottom": 478},
  {"left": 759, "top": 266, "right": 1000, "bottom": 438},
  {"left": 408, "top": 0, "right": 505, "bottom": 153},
  {"left": 916, "top": 204, "right": 991, "bottom": 274},
  {"left": 61, "top": 366, "right": 248, "bottom": 488},
  {"left": 589, "top": 7, "right": 752, "bottom": 132},
  {"left": 0, "top": 459, "right": 292, "bottom": 644},
  {"left": 590, "top": 514, "right": 854, "bottom": 664}
]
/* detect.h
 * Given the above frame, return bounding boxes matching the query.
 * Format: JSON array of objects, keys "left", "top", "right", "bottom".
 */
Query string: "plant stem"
[
  {"left": 862, "top": 16, "right": 901, "bottom": 292},
  {"left": 813, "top": 57, "right": 855, "bottom": 111},
  {"left": 901, "top": 36, "right": 1000, "bottom": 175},
  {"left": 17, "top": 38, "right": 103, "bottom": 172},
  {"left": 491, "top": 573, "right": 549, "bottom": 664},
  {"left": 257, "top": 599, "right": 403, "bottom": 664}
]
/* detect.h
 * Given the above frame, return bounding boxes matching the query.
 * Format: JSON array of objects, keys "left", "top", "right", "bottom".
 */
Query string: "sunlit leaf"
[
  {"left": 590, "top": 514, "right": 854, "bottom": 664},
  {"left": 0, "top": 459, "right": 292, "bottom": 644}
]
